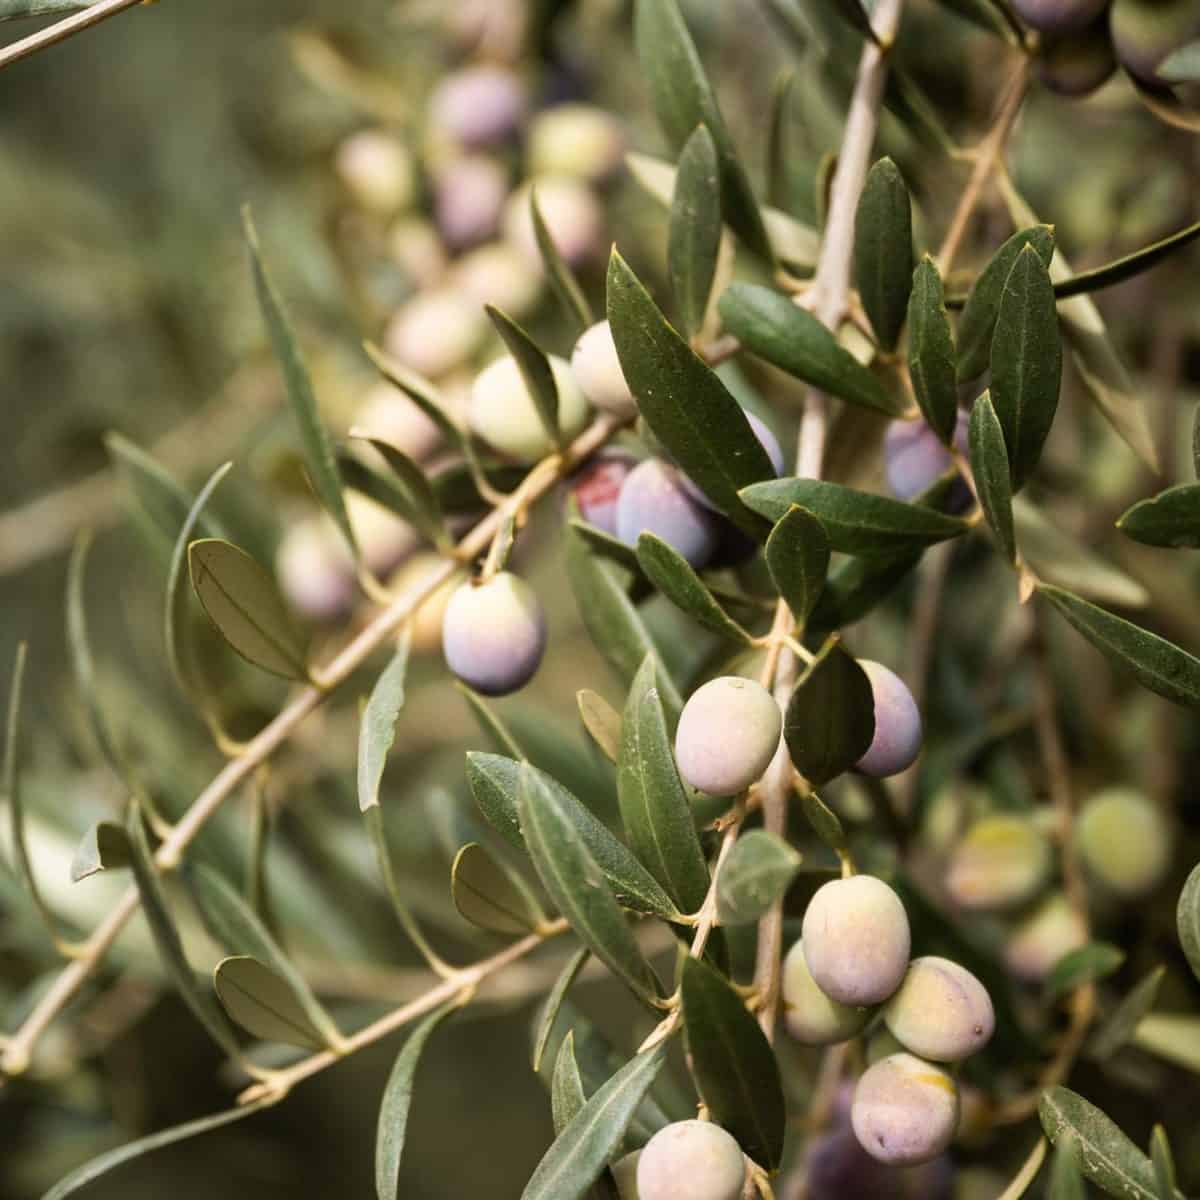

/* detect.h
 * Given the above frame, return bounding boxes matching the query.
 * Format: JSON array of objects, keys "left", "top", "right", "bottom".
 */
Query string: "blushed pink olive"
[
  {"left": 441, "top": 572, "right": 547, "bottom": 696},
  {"left": 1004, "top": 892, "right": 1088, "bottom": 982},
  {"left": 1011, "top": 0, "right": 1107, "bottom": 31},
  {"left": 636, "top": 1121, "right": 746, "bottom": 1200},
  {"left": 855, "top": 661, "right": 923, "bottom": 778},
  {"left": 1077, "top": 788, "right": 1171, "bottom": 898},
  {"left": 449, "top": 242, "right": 543, "bottom": 320},
  {"left": 806, "top": 1127, "right": 954, "bottom": 1200},
  {"left": 570, "top": 449, "right": 638, "bottom": 536},
  {"left": 616, "top": 458, "right": 720, "bottom": 568},
  {"left": 782, "top": 938, "right": 872, "bottom": 1045},
  {"left": 1037, "top": 22, "right": 1118, "bottom": 96},
  {"left": 334, "top": 130, "right": 416, "bottom": 214},
  {"left": 432, "top": 155, "right": 509, "bottom": 250},
  {"left": 1111, "top": 0, "right": 1200, "bottom": 82},
  {"left": 850, "top": 1053, "right": 959, "bottom": 1166},
  {"left": 883, "top": 957, "right": 995, "bottom": 1062},
  {"left": 504, "top": 176, "right": 605, "bottom": 268},
  {"left": 675, "top": 676, "right": 783, "bottom": 796},
  {"left": 571, "top": 320, "right": 638, "bottom": 419},
  {"left": 383, "top": 289, "right": 488, "bottom": 380},
  {"left": 802, "top": 876, "right": 911, "bottom": 1006},
  {"left": 945, "top": 814, "right": 1053, "bottom": 912},
  {"left": 428, "top": 65, "right": 527, "bottom": 148},
  {"left": 353, "top": 380, "right": 444, "bottom": 464}
]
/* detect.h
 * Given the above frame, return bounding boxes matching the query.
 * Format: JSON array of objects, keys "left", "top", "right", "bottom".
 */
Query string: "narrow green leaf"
[
  {"left": 636, "top": 533, "right": 751, "bottom": 643},
  {"left": 569, "top": 517, "right": 645, "bottom": 576},
  {"left": 565, "top": 521, "right": 683, "bottom": 713},
  {"left": 1090, "top": 966, "right": 1165, "bottom": 1058},
  {"left": 189, "top": 538, "right": 309, "bottom": 681},
  {"left": 853, "top": 158, "right": 913, "bottom": 351},
  {"left": 1177, "top": 862, "right": 1200, "bottom": 982},
  {"left": 349, "top": 435, "right": 447, "bottom": 550},
  {"left": 784, "top": 641, "right": 875, "bottom": 786},
  {"left": 70, "top": 821, "right": 131, "bottom": 883},
  {"left": 577, "top": 691, "right": 622, "bottom": 765},
  {"left": 125, "top": 801, "right": 241, "bottom": 1059},
  {"left": 521, "top": 1042, "right": 669, "bottom": 1200},
  {"left": 533, "top": 947, "right": 591, "bottom": 1072},
  {"left": 606, "top": 252, "right": 773, "bottom": 537},
  {"left": 907, "top": 257, "right": 959, "bottom": 442},
  {"left": 617, "top": 656, "right": 710, "bottom": 914},
  {"left": 466, "top": 754, "right": 680, "bottom": 920},
  {"left": 1193, "top": 405, "right": 1200, "bottom": 476},
  {"left": 766, "top": 71, "right": 794, "bottom": 211},
  {"left": 488, "top": 305, "right": 560, "bottom": 448},
  {"left": 1151, "top": 1126, "right": 1177, "bottom": 1200},
  {"left": 765, "top": 505, "right": 829, "bottom": 624},
  {"left": 552, "top": 1031, "right": 589, "bottom": 1134},
  {"left": 669, "top": 124, "right": 722, "bottom": 337},
  {"left": 956, "top": 225, "right": 1055, "bottom": 379},
  {"left": 213, "top": 956, "right": 326, "bottom": 1050},
  {"left": 1038, "top": 584, "right": 1200, "bottom": 708},
  {"left": 532, "top": 188, "right": 593, "bottom": 333},
  {"left": 1047, "top": 1132, "right": 1086, "bottom": 1200},
  {"left": 1135, "top": 1013, "right": 1200, "bottom": 1074},
  {"left": 375, "top": 1002, "right": 458, "bottom": 1200},
  {"left": 1, "top": 0, "right": 92, "bottom": 19},
  {"left": 989, "top": 243, "right": 1062, "bottom": 490},
  {"left": 633, "top": 0, "right": 773, "bottom": 262},
  {"left": 358, "top": 638, "right": 411, "bottom": 812},
  {"left": 519, "top": 764, "right": 662, "bottom": 1006},
  {"left": 798, "top": 789, "right": 847, "bottom": 853},
  {"left": 1046, "top": 941, "right": 1125, "bottom": 1001},
  {"left": 41, "top": 1098, "right": 274, "bottom": 1200},
  {"left": 1039, "top": 1087, "right": 1185, "bottom": 1200},
  {"left": 681, "top": 956, "right": 786, "bottom": 1169},
  {"left": 451, "top": 842, "right": 544, "bottom": 935},
  {"left": 457, "top": 682, "right": 526, "bottom": 761},
  {"left": 968, "top": 392, "right": 1017, "bottom": 563},
  {"left": 192, "top": 863, "right": 340, "bottom": 1050},
  {"left": 718, "top": 284, "right": 901, "bottom": 416},
  {"left": 1054, "top": 218, "right": 1200, "bottom": 298},
  {"left": 716, "top": 830, "right": 801, "bottom": 925},
  {"left": 244, "top": 208, "right": 356, "bottom": 555},
  {"left": 1117, "top": 483, "right": 1200, "bottom": 549},
  {"left": 741, "top": 478, "right": 968, "bottom": 556}
]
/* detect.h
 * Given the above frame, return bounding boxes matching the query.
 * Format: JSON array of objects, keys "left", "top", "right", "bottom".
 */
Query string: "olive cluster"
[{"left": 1013, "top": 0, "right": 1200, "bottom": 98}]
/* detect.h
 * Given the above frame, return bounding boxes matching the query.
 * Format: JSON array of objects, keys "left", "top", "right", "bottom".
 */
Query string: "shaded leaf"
[
  {"left": 716, "top": 830, "right": 801, "bottom": 925},
  {"left": 1054, "top": 217, "right": 1200, "bottom": 298},
  {"left": 532, "top": 188, "right": 593, "bottom": 333},
  {"left": 907, "top": 257, "right": 959, "bottom": 443},
  {"left": 853, "top": 158, "right": 913, "bottom": 351},
  {"left": 213, "top": 956, "right": 326, "bottom": 1050},
  {"left": 1046, "top": 941, "right": 1124, "bottom": 1001},
  {"left": 189, "top": 539, "right": 309, "bottom": 681},
  {"left": 451, "top": 842, "right": 544, "bottom": 935},
  {"left": 765, "top": 505, "right": 830, "bottom": 624},
  {"left": 577, "top": 690, "right": 622, "bottom": 765},
  {"left": 1117, "top": 484, "right": 1200, "bottom": 549},
  {"left": 798, "top": 789, "right": 848, "bottom": 853},
  {"left": 349, "top": 436, "right": 447, "bottom": 550},
  {"left": 1177, "top": 862, "right": 1200, "bottom": 982},
  {"left": 681, "top": 956, "right": 786, "bottom": 1169},
  {"left": 808, "top": 549, "right": 922, "bottom": 630},
  {"left": 533, "top": 947, "right": 591, "bottom": 1072},
  {"left": 488, "top": 305, "right": 560, "bottom": 447},
  {"left": 1090, "top": 966, "right": 1165, "bottom": 1058},
  {"left": 358, "top": 638, "right": 411, "bottom": 812},
  {"left": 552, "top": 1031, "right": 588, "bottom": 1134},
  {"left": 968, "top": 391, "right": 1016, "bottom": 563},
  {"left": 669, "top": 124, "right": 722, "bottom": 337},
  {"left": 636, "top": 533, "right": 751, "bottom": 643},
  {"left": 1047, "top": 1132, "right": 1086, "bottom": 1200},
  {"left": 784, "top": 641, "right": 875, "bottom": 786},
  {"left": 718, "top": 283, "right": 900, "bottom": 415},
  {"left": 70, "top": 821, "right": 131, "bottom": 883},
  {"left": 1135, "top": 1013, "right": 1200, "bottom": 1074}
]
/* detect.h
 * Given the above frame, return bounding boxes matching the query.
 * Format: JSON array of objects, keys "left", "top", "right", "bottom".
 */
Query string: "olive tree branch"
[{"left": 0, "top": 0, "right": 144, "bottom": 71}]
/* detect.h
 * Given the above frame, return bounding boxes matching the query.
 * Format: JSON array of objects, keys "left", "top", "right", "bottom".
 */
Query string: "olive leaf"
[
  {"left": 1048, "top": 1132, "right": 1086, "bottom": 1200},
  {"left": 1089, "top": 966, "right": 1165, "bottom": 1059},
  {"left": 716, "top": 831, "right": 802, "bottom": 925},
  {"left": 907, "top": 257, "right": 959, "bottom": 443},
  {"left": 1117, "top": 484, "right": 1200, "bottom": 549},
  {"left": 212, "top": 956, "right": 327, "bottom": 1050},
  {"left": 853, "top": 158, "right": 913, "bottom": 351},
  {"left": 577, "top": 690, "right": 622, "bottom": 765},
  {"left": 1150, "top": 1126, "right": 1178, "bottom": 1200},
  {"left": 1053, "top": 217, "right": 1200, "bottom": 298},
  {"left": 532, "top": 187, "right": 592, "bottom": 333},
  {"left": 765, "top": 505, "right": 830, "bottom": 624},
  {"left": 784, "top": 641, "right": 875, "bottom": 786},
  {"left": 70, "top": 821, "right": 131, "bottom": 883},
  {"left": 358, "top": 637, "right": 411, "bottom": 812},
  {"left": 1046, "top": 942, "right": 1124, "bottom": 1002},
  {"left": 968, "top": 391, "right": 1017, "bottom": 564},
  {"left": 669, "top": 123, "right": 722, "bottom": 337},
  {"left": 451, "top": 842, "right": 545, "bottom": 935},
  {"left": 635, "top": 532, "right": 752, "bottom": 643},
  {"left": 532, "top": 947, "right": 591, "bottom": 1072},
  {"left": 1178, "top": 862, "right": 1200, "bottom": 983},
  {"left": 487, "top": 305, "right": 561, "bottom": 448},
  {"left": 348, "top": 435, "right": 448, "bottom": 551},
  {"left": 552, "top": 1031, "right": 588, "bottom": 1134}
]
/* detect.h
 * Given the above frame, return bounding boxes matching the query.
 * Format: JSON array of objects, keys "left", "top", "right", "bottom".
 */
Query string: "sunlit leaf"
[
  {"left": 669, "top": 123, "right": 722, "bottom": 337},
  {"left": 577, "top": 691, "right": 622, "bottom": 765},
  {"left": 716, "top": 830, "right": 802, "bottom": 925},
  {"left": 213, "top": 956, "right": 326, "bottom": 1050},
  {"left": 358, "top": 637, "right": 411, "bottom": 812}
]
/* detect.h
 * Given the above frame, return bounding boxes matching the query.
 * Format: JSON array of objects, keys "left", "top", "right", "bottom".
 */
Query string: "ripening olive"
[
  {"left": 805, "top": 1127, "right": 954, "bottom": 1200},
  {"left": 503, "top": 176, "right": 606, "bottom": 268},
  {"left": 1110, "top": 0, "right": 1200, "bottom": 82},
  {"left": 1077, "top": 788, "right": 1171, "bottom": 898},
  {"left": 527, "top": 104, "right": 627, "bottom": 183},
  {"left": 427, "top": 65, "right": 527, "bottom": 148},
  {"left": 801, "top": 875, "right": 912, "bottom": 1006},
  {"left": 615, "top": 458, "right": 721, "bottom": 568},
  {"left": 334, "top": 130, "right": 416, "bottom": 215},
  {"left": 570, "top": 449, "right": 638, "bottom": 536},
  {"left": 432, "top": 155, "right": 509, "bottom": 250},
  {"left": 383, "top": 289, "right": 489, "bottom": 380},
  {"left": 883, "top": 957, "right": 995, "bottom": 1062},
  {"left": 386, "top": 218, "right": 448, "bottom": 289},
  {"left": 636, "top": 1121, "right": 746, "bottom": 1200},
  {"left": 1011, "top": 0, "right": 1107, "bottom": 30},
  {"left": 850, "top": 1053, "right": 960, "bottom": 1166},
  {"left": 674, "top": 676, "right": 783, "bottom": 797},
  {"left": 854, "top": 660, "right": 923, "bottom": 778},
  {"left": 1037, "top": 20, "right": 1119, "bottom": 95},
  {"left": 450, "top": 242, "right": 543, "bottom": 321},
  {"left": 346, "top": 491, "right": 418, "bottom": 578},
  {"left": 441, "top": 572, "right": 547, "bottom": 695},
  {"left": 945, "top": 813, "right": 1053, "bottom": 912},
  {"left": 386, "top": 553, "right": 460, "bottom": 655},
  {"left": 354, "top": 381, "right": 444, "bottom": 464},
  {"left": 275, "top": 516, "right": 355, "bottom": 623},
  {"left": 782, "top": 938, "right": 872, "bottom": 1045},
  {"left": 468, "top": 354, "right": 591, "bottom": 463},
  {"left": 571, "top": 320, "right": 638, "bottom": 419},
  {"left": 1004, "top": 892, "right": 1088, "bottom": 982}
]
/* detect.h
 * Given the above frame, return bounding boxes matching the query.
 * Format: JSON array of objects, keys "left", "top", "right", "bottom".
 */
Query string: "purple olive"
[
  {"left": 1037, "top": 20, "right": 1119, "bottom": 95},
  {"left": 805, "top": 1126, "right": 954, "bottom": 1200},
  {"left": 883, "top": 956, "right": 995, "bottom": 1062},
  {"left": 850, "top": 1053, "right": 959, "bottom": 1166},
  {"left": 569, "top": 449, "right": 638, "bottom": 536},
  {"left": 1111, "top": 0, "right": 1200, "bottom": 82},
  {"left": 441, "top": 572, "right": 547, "bottom": 695},
  {"left": 616, "top": 458, "right": 721, "bottom": 568},
  {"left": 855, "top": 660, "right": 923, "bottom": 778},
  {"left": 432, "top": 155, "right": 509, "bottom": 250},
  {"left": 636, "top": 1120, "right": 746, "bottom": 1200},
  {"left": 428, "top": 65, "right": 527, "bottom": 148},
  {"left": 1011, "top": 0, "right": 1107, "bottom": 31},
  {"left": 883, "top": 409, "right": 969, "bottom": 502},
  {"left": 674, "top": 676, "right": 783, "bottom": 796}
]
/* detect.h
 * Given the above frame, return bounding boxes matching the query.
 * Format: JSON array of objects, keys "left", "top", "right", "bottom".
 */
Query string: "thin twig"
[{"left": 0, "top": 0, "right": 145, "bottom": 71}]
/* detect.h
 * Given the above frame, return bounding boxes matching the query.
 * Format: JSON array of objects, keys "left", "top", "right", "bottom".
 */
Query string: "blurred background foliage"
[{"left": 1, "top": 0, "right": 1199, "bottom": 1195}]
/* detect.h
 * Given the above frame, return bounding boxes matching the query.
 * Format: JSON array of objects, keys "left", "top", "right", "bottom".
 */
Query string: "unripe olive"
[
  {"left": 1077, "top": 788, "right": 1171, "bottom": 898},
  {"left": 275, "top": 516, "right": 355, "bottom": 623},
  {"left": 347, "top": 491, "right": 418, "bottom": 578},
  {"left": 335, "top": 130, "right": 416, "bottom": 214},
  {"left": 468, "top": 354, "right": 591, "bottom": 463},
  {"left": 805, "top": 1127, "right": 953, "bottom": 1200},
  {"left": 570, "top": 449, "right": 638, "bottom": 536},
  {"left": 504, "top": 176, "right": 605, "bottom": 268},
  {"left": 611, "top": 1150, "right": 641, "bottom": 1200},
  {"left": 432, "top": 155, "right": 509, "bottom": 251},
  {"left": 615, "top": 459, "right": 721, "bottom": 568},
  {"left": 674, "top": 676, "right": 783, "bottom": 796},
  {"left": 945, "top": 813, "right": 1053, "bottom": 912},
  {"left": 427, "top": 65, "right": 527, "bottom": 149},
  {"left": 1037, "top": 21, "right": 1119, "bottom": 95},
  {"left": 571, "top": 320, "right": 638, "bottom": 419},
  {"left": 450, "top": 241, "right": 543, "bottom": 321},
  {"left": 386, "top": 553, "right": 459, "bottom": 654},
  {"left": 353, "top": 381, "right": 444, "bottom": 464},
  {"left": 854, "top": 660, "right": 923, "bottom": 778},
  {"left": 383, "top": 289, "right": 489, "bottom": 380},
  {"left": 527, "top": 103, "right": 627, "bottom": 183},
  {"left": 850, "top": 1053, "right": 959, "bottom": 1166},
  {"left": 1011, "top": 0, "right": 1107, "bottom": 31},
  {"left": 636, "top": 1120, "right": 746, "bottom": 1200},
  {"left": 387, "top": 218, "right": 448, "bottom": 289},
  {"left": 802, "top": 875, "right": 911, "bottom": 1006},
  {"left": 1111, "top": 0, "right": 1200, "bottom": 82},
  {"left": 782, "top": 938, "right": 872, "bottom": 1045},
  {"left": 1004, "top": 892, "right": 1088, "bottom": 982},
  {"left": 441, "top": 572, "right": 547, "bottom": 696},
  {"left": 883, "top": 956, "right": 995, "bottom": 1062}
]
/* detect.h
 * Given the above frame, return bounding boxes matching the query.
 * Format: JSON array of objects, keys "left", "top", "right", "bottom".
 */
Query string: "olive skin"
[
  {"left": 450, "top": 242, "right": 543, "bottom": 322},
  {"left": 1110, "top": 0, "right": 1200, "bottom": 82},
  {"left": 805, "top": 1127, "right": 954, "bottom": 1200},
  {"left": 636, "top": 1121, "right": 746, "bottom": 1200},
  {"left": 384, "top": 289, "right": 489, "bottom": 381},
  {"left": 616, "top": 458, "right": 721, "bottom": 568},
  {"left": 855, "top": 660, "right": 923, "bottom": 778},
  {"left": 275, "top": 517, "right": 355, "bottom": 623},
  {"left": 801, "top": 876, "right": 912, "bottom": 1007},
  {"left": 571, "top": 320, "right": 638, "bottom": 419},
  {"left": 1037, "top": 21, "right": 1119, "bottom": 96},
  {"left": 674, "top": 676, "right": 783, "bottom": 797},
  {"left": 432, "top": 155, "right": 509, "bottom": 251},
  {"left": 527, "top": 104, "right": 627, "bottom": 183},
  {"left": 1011, "top": 0, "right": 1107, "bottom": 32},
  {"left": 441, "top": 572, "right": 547, "bottom": 696},
  {"left": 851, "top": 1053, "right": 960, "bottom": 1166},
  {"left": 782, "top": 938, "right": 872, "bottom": 1045},
  {"left": 1077, "top": 788, "right": 1171, "bottom": 898},
  {"left": 503, "top": 176, "right": 605, "bottom": 268},
  {"left": 427, "top": 65, "right": 527, "bottom": 148},
  {"left": 334, "top": 130, "right": 416, "bottom": 215},
  {"left": 883, "top": 956, "right": 995, "bottom": 1062},
  {"left": 945, "top": 814, "right": 1053, "bottom": 912},
  {"left": 570, "top": 450, "right": 638, "bottom": 537}
]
